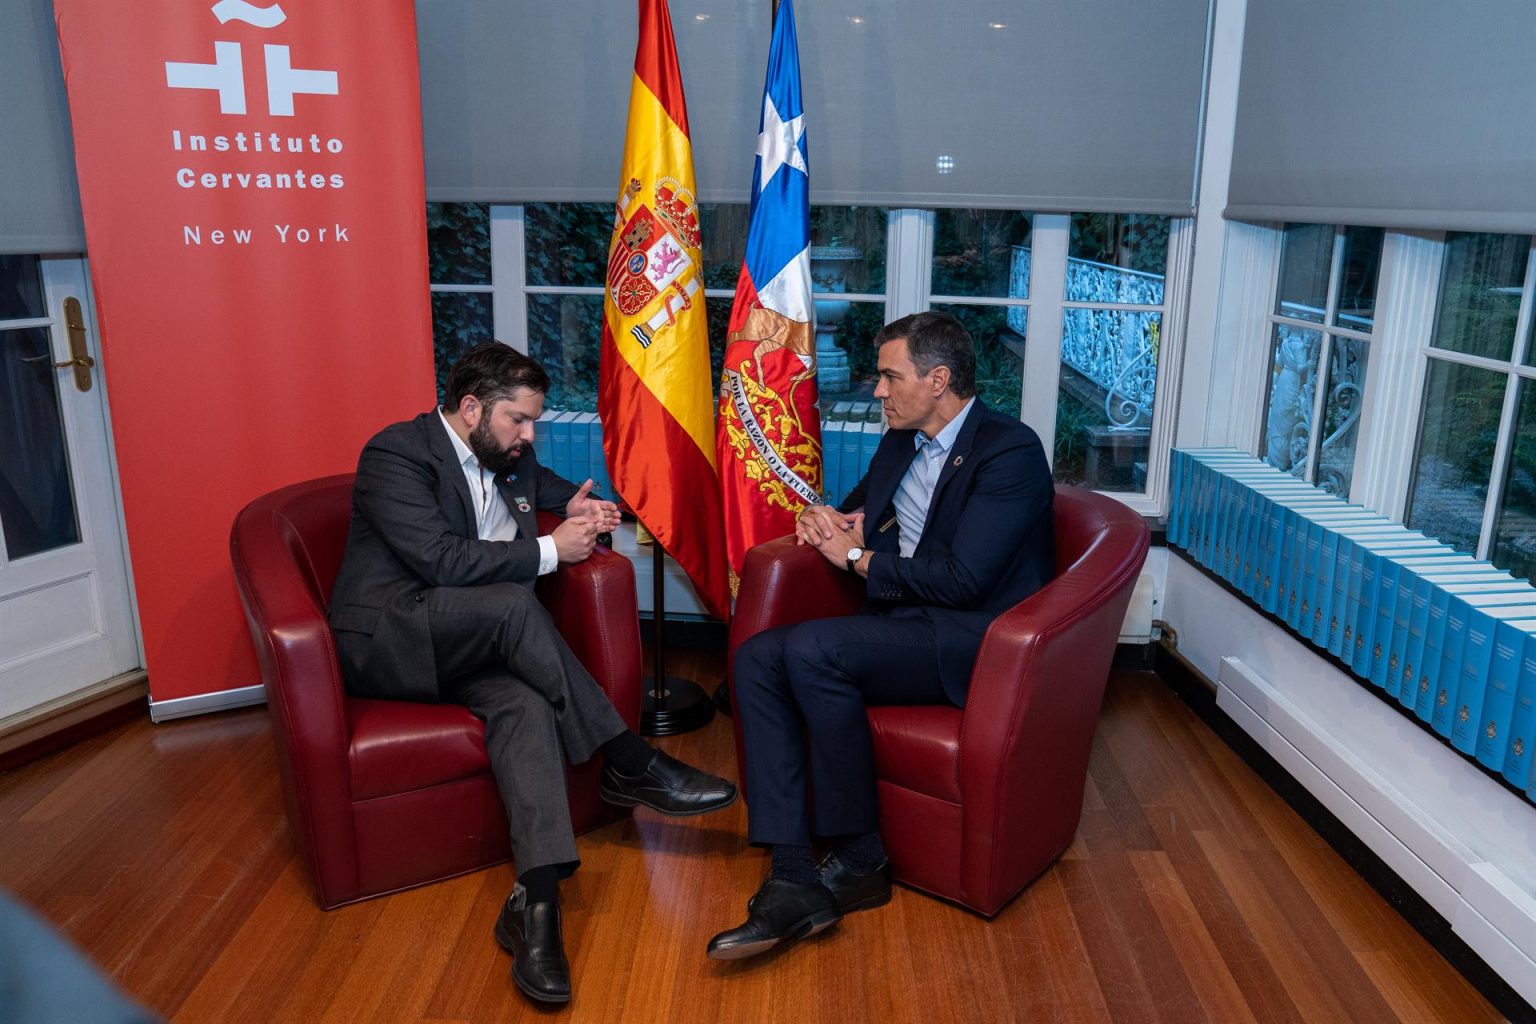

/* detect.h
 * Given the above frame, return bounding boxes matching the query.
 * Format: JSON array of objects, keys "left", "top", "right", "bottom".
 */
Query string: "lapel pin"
[
  {"left": 953, "top": 455, "right": 963, "bottom": 467},
  {"left": 515, "top": 496, "right": 531, "bottom": 513}
]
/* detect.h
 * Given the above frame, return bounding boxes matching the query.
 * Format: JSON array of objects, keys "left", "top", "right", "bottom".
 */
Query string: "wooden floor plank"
[{"left": 0, "top": 663, "right": 1506, "bottom": 1023}]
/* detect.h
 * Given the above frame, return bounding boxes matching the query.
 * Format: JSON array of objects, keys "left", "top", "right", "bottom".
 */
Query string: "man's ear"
[
  {"left": 459, "top": 395, "right": 481, "bottom": 427},
  {"left": 931, "top": 365, "right": 952, "bottom": 395}
]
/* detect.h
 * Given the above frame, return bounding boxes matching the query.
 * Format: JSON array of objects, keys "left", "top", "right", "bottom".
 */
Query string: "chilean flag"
[{"left": 716, "top": 0, "right": 823, "bottom": 580}]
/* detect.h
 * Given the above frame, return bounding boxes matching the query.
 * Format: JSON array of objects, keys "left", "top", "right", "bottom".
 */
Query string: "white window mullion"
[
  {"left": 1144, "top": 216, "right": 1196, "bottom": 516},
  {"left": 1348, "top": 230, "right": 1443, "bottom": 519},
  {"left": 885, "top": 208, "right": 932, "bottom": 320},
  {"left": 491, "top": 204, "right": 528, "bottom": 352},
  {"left": 1022, "top": 215, "right": 1069, "bottom": 457}
]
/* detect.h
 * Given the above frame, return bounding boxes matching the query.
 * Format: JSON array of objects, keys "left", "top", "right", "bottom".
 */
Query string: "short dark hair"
[
  {"left": 441, "top": 342, "right": 551, "bottom": 414},
  {"left": 875, "top": 311, "right": 976, "bottom": 398}
]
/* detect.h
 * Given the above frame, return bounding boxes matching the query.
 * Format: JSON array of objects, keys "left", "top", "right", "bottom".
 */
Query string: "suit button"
[{"left": 414, "top": 593, "right": 425, "bottom": 603}]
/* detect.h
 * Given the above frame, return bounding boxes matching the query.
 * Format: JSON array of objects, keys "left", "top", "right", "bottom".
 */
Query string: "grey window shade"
[
  {"left": 2, "top": 0, "right": 84, "bottom": 255},
  {"left": 1227, "top": 1, "right": 1536, "bottom": 233},
  {"left": 419, "top": 0, "right": 1210, "bottom": 214}
]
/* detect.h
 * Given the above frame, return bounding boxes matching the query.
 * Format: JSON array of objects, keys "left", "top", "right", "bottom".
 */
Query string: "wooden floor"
[{"left": 0, "top": 659, "right": 1505, "bottom": 1023}]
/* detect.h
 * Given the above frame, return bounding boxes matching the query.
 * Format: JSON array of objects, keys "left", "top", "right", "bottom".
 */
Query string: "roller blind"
[
  {"left": 1226, "top": 1, "right": 1536, "bottom": 233},
  {"left": 3, "top": 0, "right": 1214, "bottom": 256},
  {"left": 418, "top": 0, "right": 1211, "bottom": 214},
  {"left": 1, "top": 0, "right": 85, "bottom": 254}
]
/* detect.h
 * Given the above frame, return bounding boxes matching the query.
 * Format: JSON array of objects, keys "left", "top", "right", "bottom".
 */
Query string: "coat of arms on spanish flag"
[
  {"left": 716, "top": 0, "right": 823, "bottom": 582},
  {"left": 599, "top": 0, "right": 730, "bottom": 621}
]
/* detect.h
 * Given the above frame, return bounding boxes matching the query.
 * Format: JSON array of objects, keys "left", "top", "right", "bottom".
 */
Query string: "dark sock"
[
  {"left": 834, "top": 832, "right": 887, "bottom": 873},
  {"left": 769, "top": 844, "right": 820, "bottom": 887},
  {"left": 599, "top": 730, "right": 654, "bottom": 775},
  {"left": 518, "top": 864, "right": 559, "bottom": 906}
]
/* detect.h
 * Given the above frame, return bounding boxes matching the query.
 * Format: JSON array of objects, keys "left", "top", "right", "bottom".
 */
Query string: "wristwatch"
[{"left": 845, "top": 547, "right": 864, "bottom": 573}]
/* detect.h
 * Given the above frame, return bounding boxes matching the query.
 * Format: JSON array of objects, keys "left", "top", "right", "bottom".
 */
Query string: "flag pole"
[{"left": 641, "top": 529, "right": 716, "bottom": 736}]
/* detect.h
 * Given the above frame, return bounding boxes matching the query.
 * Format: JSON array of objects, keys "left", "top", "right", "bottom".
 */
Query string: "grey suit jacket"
[{"left": 327, "top": 410, "right": 582, "bottom": 702}]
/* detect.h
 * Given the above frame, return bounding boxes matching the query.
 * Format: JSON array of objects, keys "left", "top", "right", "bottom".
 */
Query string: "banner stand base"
[{"left": 641, "top": 676, "right": 715, "bottom": 736}]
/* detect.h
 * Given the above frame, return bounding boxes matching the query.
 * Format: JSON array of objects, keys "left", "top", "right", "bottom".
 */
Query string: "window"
[
  {"left": 1057, "top": 213, "right": 1172, "bottom": 492},
  {"left": 1260, "top": 224, "right": 1384, "bottom": 497},
  {"left": 425, "top": 202, "right": 494, "bottom": 402},
  {"left": 927, "top": 208, "right": 1032, "bottom": 420},
  {"left": 425, "top": 201, "right": 1193, "bottom": 511},
  {"left": 1406, "top": 232, "right": 1536, "bottom": 580}
]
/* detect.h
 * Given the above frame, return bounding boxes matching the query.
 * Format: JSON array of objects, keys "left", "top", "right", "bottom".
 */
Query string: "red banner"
[{"left": 52, "top": 0, "right": 434, "bottom": 703}]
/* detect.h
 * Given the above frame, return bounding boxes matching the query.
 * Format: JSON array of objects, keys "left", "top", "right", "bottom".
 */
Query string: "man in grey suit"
[{"left": 328, "top": 342, "right": 736, "bottom": 1005}]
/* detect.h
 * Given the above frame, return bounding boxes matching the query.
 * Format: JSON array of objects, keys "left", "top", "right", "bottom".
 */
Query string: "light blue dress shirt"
[{"left": 890, "top": 398, "right": 974, "bottom": 557}]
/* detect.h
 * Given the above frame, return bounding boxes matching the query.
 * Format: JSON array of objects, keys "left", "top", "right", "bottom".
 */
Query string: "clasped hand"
[
  {"left": 796, "top": 504, "right": 864, "bottom": 567},
  {"left": 553, "top": 479, "right": 622, "bottom": 563}
]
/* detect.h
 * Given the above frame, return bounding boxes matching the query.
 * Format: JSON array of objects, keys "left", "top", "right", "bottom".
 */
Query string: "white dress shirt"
[
  {"left": 439, "top": 412, "right": 558, "bottom": 575},
  {"left": 891, "top": 397, "right": 974, "bottom": 557}
]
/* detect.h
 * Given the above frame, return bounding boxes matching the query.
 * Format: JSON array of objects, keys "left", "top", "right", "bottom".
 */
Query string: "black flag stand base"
[{"left": 639, "top": 538, "right": 715, "bottom": 737}]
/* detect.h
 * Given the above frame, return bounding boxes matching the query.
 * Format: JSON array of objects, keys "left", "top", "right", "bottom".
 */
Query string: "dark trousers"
[
  {"left": 732, "top": 612, "right": 953, "bottom": 847},
  {"left": 341, "top": 582, "right": 627, "bottom": 876}
]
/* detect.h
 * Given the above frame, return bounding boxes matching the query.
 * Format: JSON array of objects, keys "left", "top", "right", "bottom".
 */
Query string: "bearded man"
[{"left": 328, "top": 342, "right": 735, "bottom": 1005}]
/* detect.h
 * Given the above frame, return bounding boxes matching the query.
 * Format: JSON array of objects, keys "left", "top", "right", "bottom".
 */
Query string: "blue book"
[
  {"left": 552, "top": 410, "right": 578, "bottom": 481},
  {"left": 568, "top": 411, "right": 583, "bottom": 488},
  {"left": 860, "top": 421, "right": 883, "bottom": 492},
  {"left": 1399, "top": 575, "right": 1434, "bottom": 705},
  {"left": 1368, "top": 558, "right": 1404, "bottom": 688},
  {"left": 1476, "top": 619, "right": 1536, "bottom": 771},
  {"left": 1169, "top": 450, "right": 1187, "bottom": 545},
  {"left": 840, "top": 416, "right": 863, "bottom": 510},
  {"left": 1419, "top": 587, "right": 1455, "bottom": 723},
  {"left": 1504, "top": 634, "right": 1536, "bottom": 790},
  {"left": 820, "top": 419, "right": 843, "bottom": 504},
  {"left": 589, "top": 413, "right": 611, "bottom": 499}
]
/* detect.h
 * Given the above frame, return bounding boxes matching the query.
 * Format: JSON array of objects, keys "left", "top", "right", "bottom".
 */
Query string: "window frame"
[
  {"left": 1259, "top": 225, "right": 1379, "bottom": 496},
  {"left": 428, "top": 202, "right": 1198, "bottom": 517}
]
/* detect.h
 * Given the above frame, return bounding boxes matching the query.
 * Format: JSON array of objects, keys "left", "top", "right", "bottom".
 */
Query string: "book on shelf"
[
  {"left": 1475, "top": 618, "right": 1536, "bottom": 773},
  {"left": 1505, "top": 633, "right": 1536, "bottom": 791}
]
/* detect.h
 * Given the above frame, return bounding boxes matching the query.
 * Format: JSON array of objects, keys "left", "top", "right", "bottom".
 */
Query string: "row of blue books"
[
  {"left": 535, "top": 409, "right": 882, "bottom": 507},
  {"left": 818, "top": 417, "right": 883, "bottom": 506},
  {"left": 1170, "top": 448, "right": 1536, "bottom": 805},
  {"left": 535, "top": 410, "right": 613, "bottom": 499}
]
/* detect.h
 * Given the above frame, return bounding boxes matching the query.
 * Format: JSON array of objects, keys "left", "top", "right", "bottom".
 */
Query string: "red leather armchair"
[
  {"left": 727, "top": 485, "right": 1149, "bottom": 917},
  {"left": 230, "top": 474, "right": 641, "bottom": 909}
]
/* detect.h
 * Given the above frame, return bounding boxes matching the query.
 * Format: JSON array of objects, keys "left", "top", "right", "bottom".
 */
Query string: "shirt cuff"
[{"left": 537, "top": 535, "right": 559, "bottom": 576}]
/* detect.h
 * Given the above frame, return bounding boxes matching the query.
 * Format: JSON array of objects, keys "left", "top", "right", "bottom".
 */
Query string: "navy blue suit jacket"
[{"left": 838, "top": 400, "right": 1054, "bottom": 704}]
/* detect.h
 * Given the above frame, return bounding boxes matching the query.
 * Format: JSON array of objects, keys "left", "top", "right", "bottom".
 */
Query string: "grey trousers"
[{"left": 418, "top": 582, "right": 627, "bottom": 875}]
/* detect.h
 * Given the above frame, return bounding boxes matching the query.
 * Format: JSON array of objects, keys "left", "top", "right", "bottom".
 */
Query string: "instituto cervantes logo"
[{"left": 165, "top": 1, "right": 337, "bottom": 116}]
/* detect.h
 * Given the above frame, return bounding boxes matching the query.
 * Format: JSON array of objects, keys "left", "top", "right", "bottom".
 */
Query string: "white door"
[{"left": 0, "top": 255, "right": 140, "bottom": 720}]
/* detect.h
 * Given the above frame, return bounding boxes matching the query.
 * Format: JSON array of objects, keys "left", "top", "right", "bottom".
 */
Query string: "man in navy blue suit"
[{"left": 708, "top": 311, "right": 1055, "bottom": 960}]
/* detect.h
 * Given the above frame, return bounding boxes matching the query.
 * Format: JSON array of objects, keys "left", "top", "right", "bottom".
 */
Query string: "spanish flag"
[{"left": 599, "top": 0, "right": 730, "bottom": 621}]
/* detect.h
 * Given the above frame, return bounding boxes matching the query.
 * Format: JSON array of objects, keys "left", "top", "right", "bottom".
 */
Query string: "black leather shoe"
[
  {"left": 818, "top": 851, "right": 892, "bottom": 914},
  {"left": 706, "top": 878, "right": 841, "bottom": 960},
  {"left": 600, "top": 749, "right": 738, "bottom": 816},
  {"left": 494, "top": 884, "right": 571, "bottom": 1004}
]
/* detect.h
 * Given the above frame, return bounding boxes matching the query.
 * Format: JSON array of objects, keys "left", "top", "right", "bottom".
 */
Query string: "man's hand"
[
  {"left": 551, "top": 514, "right": 601, "bottom": 564},
  {"left": 565, "top": 479, "right": 623, "bottom": 532},
  {"left": 796, "top": 504, "right": 862, "bottom": 547}
]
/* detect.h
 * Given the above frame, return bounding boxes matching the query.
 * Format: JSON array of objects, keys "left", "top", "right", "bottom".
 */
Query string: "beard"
[{"left": 468, "top": 415, "right": 524, "bottom": 476}]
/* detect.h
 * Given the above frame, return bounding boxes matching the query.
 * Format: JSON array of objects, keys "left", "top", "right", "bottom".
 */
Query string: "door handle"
[{"left": 59, "top": 296, "right": 94, "bottom": 392}]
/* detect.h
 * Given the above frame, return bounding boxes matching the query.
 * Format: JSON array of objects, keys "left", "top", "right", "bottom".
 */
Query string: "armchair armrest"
[
  {"left": 729, "top": 535, "right": 864, "bottom": 659},
  {"left": 535, "top": 511, "right": 642, "bottom": 730},
  {"left": 231, "top": 505, "right": 358, "bottom": 902}
]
